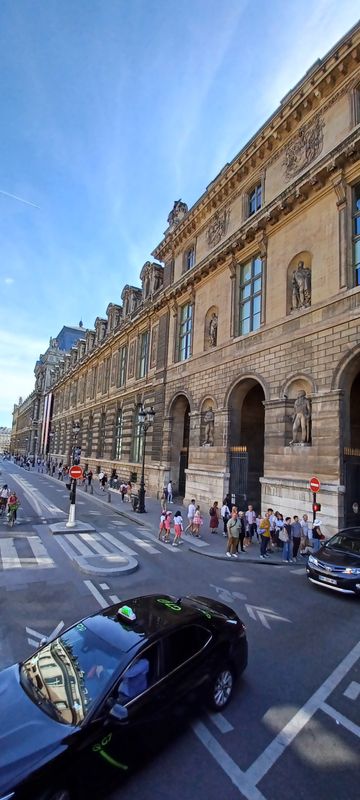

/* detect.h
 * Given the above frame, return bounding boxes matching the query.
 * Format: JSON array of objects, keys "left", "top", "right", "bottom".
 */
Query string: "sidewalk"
[{"left": 82, "top": 483, "right": 301, "bottom": 567}]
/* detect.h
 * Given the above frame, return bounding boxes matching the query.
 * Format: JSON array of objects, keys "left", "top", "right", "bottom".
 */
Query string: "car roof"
[
  {"left": 334, "top": 527, "right": 360, "bottom": 536},
  {"left": 84, "top": 595, "right": 221, "bottom": 655}
]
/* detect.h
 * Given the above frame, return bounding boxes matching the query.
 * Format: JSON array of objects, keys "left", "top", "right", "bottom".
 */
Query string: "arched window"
[
  {"left": 184, "top": 245, "right": 195, "bottom": 271},
  {"left": 131, "top": 405, "right": 144, "bottom": 463},
  {"left": 113, "top": 409, "right": 123, "bottom": 460}
]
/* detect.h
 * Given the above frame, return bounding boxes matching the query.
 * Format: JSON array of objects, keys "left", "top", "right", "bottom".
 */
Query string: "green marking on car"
[{"left": 156, "top": 598, "right": 182, "bottom": 612}]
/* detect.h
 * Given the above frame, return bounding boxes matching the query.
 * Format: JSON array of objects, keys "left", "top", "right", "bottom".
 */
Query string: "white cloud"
[{"left": 4, "top": 277, "right": 14, "bottom": 285}]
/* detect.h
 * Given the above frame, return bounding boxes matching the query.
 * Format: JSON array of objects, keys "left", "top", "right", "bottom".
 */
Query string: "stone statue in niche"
[
  {"left": 209, "top": 313, "right": 218, "bottom": 347},
  {"left": 167, "top": 199, "right": 188, "bottom": 229},
  {"left": 290, "top": 390, "right": 311, "bottom": 445},
  {"left": 291, "top": 261, "right": 311, "bottom": 310},
  {"left": 203, "top": 407, "right": 215, "bottom": 446}
]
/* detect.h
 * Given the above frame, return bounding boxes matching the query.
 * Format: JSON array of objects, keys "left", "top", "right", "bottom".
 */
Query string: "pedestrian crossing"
[{"left": 0, "top": 534, "right": 55, "bottom": 570}]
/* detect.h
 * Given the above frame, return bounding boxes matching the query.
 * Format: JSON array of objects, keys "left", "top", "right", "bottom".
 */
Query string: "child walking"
[
  {"left": 158, "top": 510, "right": 166, "bottom": 540},
  {"left": 163, "top": 511, "right": 172, "bottom": 543},
  {"left": 172, "top": 511, "right": 184, "bottom": 546}
]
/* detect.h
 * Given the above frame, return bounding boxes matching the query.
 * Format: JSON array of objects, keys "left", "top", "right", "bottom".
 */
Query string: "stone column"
[{"left": 332, "top": 171, "right": 350, "bottom": 290}]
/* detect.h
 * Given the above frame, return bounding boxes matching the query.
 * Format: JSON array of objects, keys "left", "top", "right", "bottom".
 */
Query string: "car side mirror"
[{"left": 109, "top": 703, "right": 129, "bottom": 723}]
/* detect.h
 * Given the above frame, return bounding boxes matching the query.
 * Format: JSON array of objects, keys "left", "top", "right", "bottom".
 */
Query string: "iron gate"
[
  {"left": 344, "top": 448, "right": 360, "bottom": 527},
  {"left": 229, "top": 446, "right": 248, "bottom": 510}
]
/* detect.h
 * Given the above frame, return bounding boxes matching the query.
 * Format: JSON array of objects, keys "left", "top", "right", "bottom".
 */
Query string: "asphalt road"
[{"left": 0, "top": 461, "right": 359, "bottom": 800}]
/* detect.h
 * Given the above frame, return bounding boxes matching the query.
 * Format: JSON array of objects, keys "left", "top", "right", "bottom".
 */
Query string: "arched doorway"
[
  {"left": 228, "top": 379, "right": 265, "bottom": 511},
  {"left": 344, "top": 369, "right": 360, "bottom": 525},
  {"left": 169, "top": 395, "right": 190, "bottom": 498}
]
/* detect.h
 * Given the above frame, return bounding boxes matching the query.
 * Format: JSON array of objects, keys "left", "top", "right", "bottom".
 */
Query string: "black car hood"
[
  {"left": 317, "top": 546, "right": 360, "bottom": 568},
  {"left": 0, "top": 664, "right": 70, "bottom": 792}
]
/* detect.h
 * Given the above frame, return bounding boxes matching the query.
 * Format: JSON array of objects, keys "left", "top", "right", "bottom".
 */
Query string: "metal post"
[
  {"left": 312, "top": 492, "right": 316, "bottom": 525},
  {"left": 66, "top": 478, "right": 77, "bottom": 528},
  {"left": 138, "top": 428, "right": 147, "bottom": 513}
]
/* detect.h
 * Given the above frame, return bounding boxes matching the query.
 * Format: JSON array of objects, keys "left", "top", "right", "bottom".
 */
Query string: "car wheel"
[{"left": 207, "top": 664, "right": 235, "bottom": 711}]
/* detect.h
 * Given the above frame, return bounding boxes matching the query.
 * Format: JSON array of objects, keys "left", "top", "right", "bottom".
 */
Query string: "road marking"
[
  {"left": 83, "top": 580, "right": 108, "bottom": 608},
  {"left": 207, "top": 711, "right": 234, "bottom": 733},
  {"left": 25, "top": 620, "right": 64, "bottom": 647},
  {"left": 245, "top": 639, "right": 360, "bottom": 787},
  {"left": 320, "top": 702, "right": 360, "bottom": 738},
  {"left": 27, "top": 537, "right": 54, "bottom": 567},
  {"left": 343, "top": 680, "right": 360, "bottom": 700},
  {"left": 80, "top": 533, "right": 111, "bottom": 556},
  {"left": 119, "top": 531, "right": 160, "bottom": 554},
  {"left": 245, "top": 604, "right": 291, "bottom": 629},
  {"left": 65, "top": 535, "right": 94, "bottom": 557},
  {"left": 100, "top": 583, "right": 109, "bottom": 590},
  {"left": 192, "top": 720, "right": 266, "bottom": 800},
  {"left": 97, "top": 530, "right": 137, "bottom": 556},
  {"left": 210, "top": 585, "right": 247, "bottom": 603},
  {"left": 110, "top": 594, "right": 120, "bottom": 603},
  {"left": 0, "top": 538, "right": 21, "bottom": 569}
]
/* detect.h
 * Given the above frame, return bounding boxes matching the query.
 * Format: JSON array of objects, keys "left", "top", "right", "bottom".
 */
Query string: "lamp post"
[
  {"left": 66, "top": 421, "right": 81, "bottom": 529},
  {"left": 138, "top": 406, "right": 155, "bottom": 513}
]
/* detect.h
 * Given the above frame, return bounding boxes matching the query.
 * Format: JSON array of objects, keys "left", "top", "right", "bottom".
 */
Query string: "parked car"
[
  {"left": 0, "top": 594, "right": 247, "bottom": 800},
  {"left": 306, "top": 527, "right": 360, "bottom": 595}
]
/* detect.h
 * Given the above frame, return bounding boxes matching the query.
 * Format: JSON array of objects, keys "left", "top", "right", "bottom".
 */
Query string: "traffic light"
[{"left": 312, "top": 502, "right": 321, "bottom": 513}]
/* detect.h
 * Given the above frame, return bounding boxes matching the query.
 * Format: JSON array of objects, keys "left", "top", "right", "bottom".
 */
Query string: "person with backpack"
[{"left": 209, "top": 501, "right": 219, "bottom": 534}]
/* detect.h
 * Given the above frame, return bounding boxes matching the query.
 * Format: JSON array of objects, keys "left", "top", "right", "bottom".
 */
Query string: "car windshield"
[
  {"left": 20, "top": 622, "right": 123, "bottom": 726},
  {"left": 327, "top": 535, "right": 360, "bottom": 555}
]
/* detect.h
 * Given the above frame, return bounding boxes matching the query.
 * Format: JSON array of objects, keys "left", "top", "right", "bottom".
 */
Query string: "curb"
[{"left": 188, "top": 547, "right": 302, "bottom": 566}]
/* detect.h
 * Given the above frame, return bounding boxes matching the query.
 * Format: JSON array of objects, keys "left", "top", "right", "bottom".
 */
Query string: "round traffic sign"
[
  {"left": 309, "top": 476, "right": 320, "bottom": 493},
  {"left": 69, "top": 465, "right": 83, "bottom": 480}
]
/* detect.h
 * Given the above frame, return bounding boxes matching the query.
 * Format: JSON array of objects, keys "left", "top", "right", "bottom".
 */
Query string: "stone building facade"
[{"left": 11, "top": 24, "right": 360, "bottom": 533}]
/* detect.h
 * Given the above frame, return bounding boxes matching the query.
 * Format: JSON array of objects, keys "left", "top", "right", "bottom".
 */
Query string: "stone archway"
[
  {"left": 169, "top": 394, "right": 190, "bottom": 498},
  {"left": 228, "top": 378, "right": 265, "bottom": 510},
  {"left": 344, "top": 368, "right": 360, "bottom": 525}
]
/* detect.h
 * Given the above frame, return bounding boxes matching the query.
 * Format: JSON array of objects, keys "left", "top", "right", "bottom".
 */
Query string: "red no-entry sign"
[
  {"left": 309, "top": 476, "right": 321, "bottom": 493},
  {"left": 69, "top": 465, "right": 83, "bottom": 480}
]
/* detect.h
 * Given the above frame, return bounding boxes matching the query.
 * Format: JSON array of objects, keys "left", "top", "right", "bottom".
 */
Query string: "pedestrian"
[
  {"left": 226, "top": 507, "right": 241, "bottom": 558},
  {"left": 87, "top": 469, "right": 93, "bottom": 486},
  {"left": 245, "top": 504, "right": 257, "bottom": 545},
  {"left": 291, "top": 515, "right": 302, "bottom": 561},
  {"left": 160, "top": 490, "right": 167, "bottom": 512},
  {"left": 275, "top": 512, "right": 284, "bottom": 549},
  {"left": 220, "top": 499, "right": 230, "bottom": 536},
  {"left": 281, "top": 517, "right": 292, "bottom": 562},
  {"left": 192, "top": 505, "right": 202, "bottom": 537},
  {"left": 312, "top": 518, "right": 323, "bottom": 552},
  {"left": 209, "top": 501, "right": 219, "bottom": 534},
  {"left": 100, "top": 473, "right": 108, "bottom": 492},
  {"left": 268, "top": 508, "right": 277, "bottom": 547},
  {"left": 236, "top": 511, "right": 247, "bottom": 553},
  {"left": 164, "top": 511, "right": 172, "bottom": 543},
  {"left": 185, "top": 499, "right": 196, "bottom": 533},
  {"left": 57, "top": 464, "right": 63, "bottom": 480},
  {"left": 258, "top": 511, "right": 271, "bottom": 558},
  {"left": 172, "top": 511, "right": 184, "bottom": 546},
  {"left": 126, "top": 481, "right": 132, "bottom": 501},
  {"left": 158, "top": 510, "right": 166, "bottom": 541},
  {"left": 0, "top": 485, "right": 9, "bottom": 516},
  {"left": 300, "top": 513, "right": 310, "bottom": 556},
  {"left": 224, "top": 492, "right": 232, "bottom": 514},
  {"left": 167, "top": 480, "right": 173, "bottom": 503},
  {"left": 120, "top": 482, "right": 127, "bottom": 502}
]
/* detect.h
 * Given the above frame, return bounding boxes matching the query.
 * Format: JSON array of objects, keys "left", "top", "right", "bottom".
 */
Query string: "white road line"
[
  {"left": 100, "top": 583, "right": 109, "bottom": 590},
  {"left": 321, "top": 701, "right": 360, "bottom": 738},
  {"left": 0, "top": 538, "right": 21, "bottom": 569},
  {"left": 65, "top": 535, "right": 94, "bottom": 556},
  {"left": 110, "top": 594, "right": 120, "bottom": 603},
  {"left": 192, "top": 721, "right": 266, "bottom": 800},
  {"left": 207, "top": 711, "right": 234, "bottom": 733},
  {"left": 80, "top": 533, "right": 111, "bottom": 556},
  {"left": 83, "top": 580, "right": 108, "bottom": 608},
  {"left": 343, "top": 680, "right": 360, "bottom": 700},
  {"left": 27, "top": 537, "right": 54, "bottom": 567},
  {"left": 245, "top": 639, "right": 360, "bottom": 786},
  {"left": 97, "top": 530, "right": 137, "bottom": 556},
  {"left": 119, "top": 531, "right": 160, "bottom": 554}
]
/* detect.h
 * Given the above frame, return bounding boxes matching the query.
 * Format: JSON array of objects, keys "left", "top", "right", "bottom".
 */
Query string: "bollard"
[
  {"left": 90, "top": 484, "right": 94, "bottom": 495},
  {"left": 107, "top": 490, "right": 111, "bottom": 503},
  {"left": 84, "top": 483, "right": 88, "bottom": 493}
]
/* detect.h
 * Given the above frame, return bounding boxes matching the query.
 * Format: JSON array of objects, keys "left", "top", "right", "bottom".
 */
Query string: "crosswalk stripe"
[
  {"left": 97, "top": 530, "right": 138, "bottom": 556},
  {"left": 118, "top": 531, "right": 160, "bottom": 554},
  {"left": 80, "top": 533, "right": 112, "bottom": 556},
  {"left": 0, "top": 538, "right": 21, "bottom": 569},
  {"left": 26, "top": 537, "right": 54, "bottom": 567},
  {"left": 65, "top": 535, "right": 94, "bottom": 556}
]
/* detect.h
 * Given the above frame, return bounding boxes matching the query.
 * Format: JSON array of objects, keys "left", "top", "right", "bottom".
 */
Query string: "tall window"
[
  {"left": 353, "top": 183, "right": 360, "bottom": 287},
  {"left": 238, "top": 256, "right": 263, "bottom": 335},
  {"left": 178, "top": 303, "right": 193, "bottom": 361},
  {"left": 113, "top": 409, "right": 123, "bottom": 460},
  {"left": 248, "top": 183, "right": 262, "bottom": 216},
  {"left": 117, "top": 345, "right": 127, "bottom": 387},
  {"left": 138, "top": 332, "right": 149, "bottom": 378},
  {"left": 103, "top": 357, "right": 111, "bottom": 394},
  {"left": 97, "top": 412, "right": 106, "bottom": 459},
  {"left": 185, "top": 245, "right": 195, "bottom": 271},
  {"left": 86, "top": 415, "right": 93, "bottom": 457},
  {"left": 132, "top": 405, "right": 144, "bottom": 463}
]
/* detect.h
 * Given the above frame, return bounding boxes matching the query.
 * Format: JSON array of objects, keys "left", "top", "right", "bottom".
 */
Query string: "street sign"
[
  {"left": 69, "top": 465, "right": 83, "bottom": 480},
  {"left": 309, "top": 476, "right": 321, "bottom": 493}
]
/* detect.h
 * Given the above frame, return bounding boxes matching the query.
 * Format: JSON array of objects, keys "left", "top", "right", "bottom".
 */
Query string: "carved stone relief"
[
  {"left": 150, "top": 325, "right": 159, "bottom": 368},
  {"left": 206, "top": 208, "right": 230, "bottom": 247},
  {"left": 283, "top": 114, "right": 324, "bottom": 179},
  {"left": 167, "top": 199, "right": 188, "bottom": 229}
]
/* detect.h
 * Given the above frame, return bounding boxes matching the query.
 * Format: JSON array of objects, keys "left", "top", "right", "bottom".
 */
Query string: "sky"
[{"left": 0, "top": 1, "right": 359, "bottom": 427}]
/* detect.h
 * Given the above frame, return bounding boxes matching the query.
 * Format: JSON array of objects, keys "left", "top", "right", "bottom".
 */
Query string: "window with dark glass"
[
  {"left": 162, "top": 626, "right": 211, "bottom": 674},
  {"left": 131, "top": 405, "right": 144, "bottom": 463},
  {"left": 117, "top": 345, "right": 127, "bottom": 387},
  {"left": 86, "top": 415, "right": 93, "bottom": 457},
  {"left": 353, "top": 183, "right": 360, "bottom": 287},
  {"left": 103, "top": 357, "right": 111, "bottom": 393},
  {"left": 97, "top": 412, "right": 106, "bottom": 459},
  {"left": 178, "top": 303, "right": 193, "bottom": 361},
  {"left": 248, "top": 183, "right": 262, "bottom": 216},
  {"left": 185, "top": 245, "right": 195, "bottom": 271},
  {"left": 113, "top": 409, "right": 123, "bottom": 460},
  {"left": 238, "top": 256, "right": 263, "bottom": 335},
  {"left": 138, "top": 332, "right": 149, "bottom": 378}
]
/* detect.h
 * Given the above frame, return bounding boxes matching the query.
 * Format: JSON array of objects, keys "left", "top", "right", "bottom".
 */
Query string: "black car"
[
  {"left": 306, "top": 527, "right": 360, "bottom": 595},
  {"left": 0, "top": 594, "right": 247, "bottom": 800}
]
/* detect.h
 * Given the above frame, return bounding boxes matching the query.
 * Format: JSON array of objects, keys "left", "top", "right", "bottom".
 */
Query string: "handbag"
[{"left": 279, "top": 529, "right": 289, "bottom": 542}]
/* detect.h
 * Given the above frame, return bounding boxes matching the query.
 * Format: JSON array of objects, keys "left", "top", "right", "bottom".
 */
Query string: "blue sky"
[{"left": 0, "top": 1, "right": 359, "bottom": 427}]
